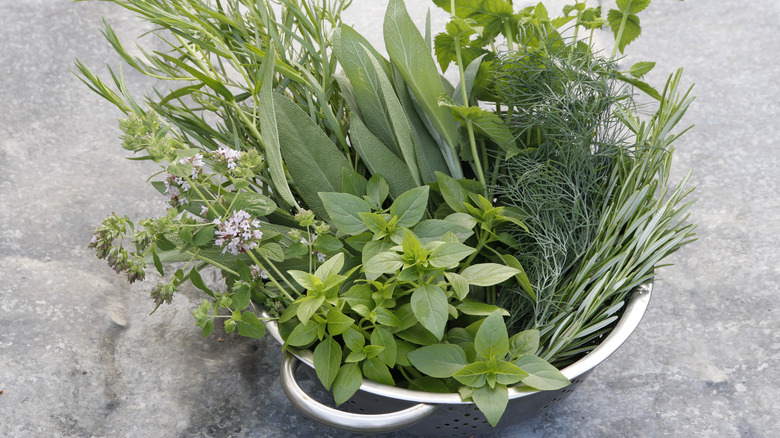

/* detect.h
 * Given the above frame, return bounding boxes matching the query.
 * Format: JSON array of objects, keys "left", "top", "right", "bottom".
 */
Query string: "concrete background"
[{"left": 1, "top": 0, "right": 778, "bottom": 436}]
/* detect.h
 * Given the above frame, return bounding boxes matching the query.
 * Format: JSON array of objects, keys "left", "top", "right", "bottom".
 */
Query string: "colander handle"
[{"left": 279, "top": 352, "right": 438, "bottom": 433}]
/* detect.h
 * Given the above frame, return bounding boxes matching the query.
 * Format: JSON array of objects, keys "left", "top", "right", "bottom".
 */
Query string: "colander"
[{"left": 264, "top": 281, "right": 652, "bottom": 436}]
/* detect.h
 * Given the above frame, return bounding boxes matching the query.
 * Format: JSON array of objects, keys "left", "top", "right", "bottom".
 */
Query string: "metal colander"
[{"left": 264, "top": 282, "right": 652, "bottom": 436}]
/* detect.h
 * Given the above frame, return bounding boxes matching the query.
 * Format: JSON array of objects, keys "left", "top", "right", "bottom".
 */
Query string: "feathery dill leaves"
[{"left": 490, "top": 43, "right": 633, "bottom": 337}]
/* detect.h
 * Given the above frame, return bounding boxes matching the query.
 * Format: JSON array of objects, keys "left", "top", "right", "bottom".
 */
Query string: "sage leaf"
[
  {"left": 258, "top": 47, "right": 298, "bottom": 209},
  {"left": 313, "top": 337, "right": 342, "bottom": 390},
  {"left": 361, "top": 45, "right": 422, "bottom": 185},
  {"left": 333, "top": 25, "right": 398, "bottom": 156},
  {"left": 274, "top": 94, "right": 350, "bottom": 220},
  {"left": 384, "top": 0, "right": 460, "bottom": 160},
  {"left": 348, "top": 114, "right": 417, "bottom": 199},
  {"left": 233, "top": 192, "right": 276, "bottom": 217},
  {"left": 407, "top": 344, "right": 468, "bottom": 378}
]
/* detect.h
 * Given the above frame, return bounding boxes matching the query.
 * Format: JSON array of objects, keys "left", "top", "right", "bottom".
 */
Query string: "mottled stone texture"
[{"left": 1, "top": 1, "right": 777, "bottom": 437}]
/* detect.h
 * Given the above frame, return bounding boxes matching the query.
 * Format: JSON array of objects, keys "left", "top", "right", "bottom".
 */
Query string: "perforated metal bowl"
[{"left": 264, "top": 281, "right": 652, "bottom": 436}]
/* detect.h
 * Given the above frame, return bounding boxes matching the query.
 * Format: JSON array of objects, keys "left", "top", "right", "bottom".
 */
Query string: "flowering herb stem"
[{"left": 246, "top": 250, "right": 298, "bottom": 302}]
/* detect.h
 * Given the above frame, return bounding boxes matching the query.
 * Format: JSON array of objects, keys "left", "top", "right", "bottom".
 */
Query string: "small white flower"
[
  {"left": 214, "top": 210, "right": 264, "bottom": 255},
  {"left": 213, "top": 146, "right": 242, "bottom": 171}
]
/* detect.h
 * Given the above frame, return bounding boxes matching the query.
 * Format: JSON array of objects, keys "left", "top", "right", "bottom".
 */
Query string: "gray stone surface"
[{"left": 1, "top": 0, "right": 778, "bottom": 437}]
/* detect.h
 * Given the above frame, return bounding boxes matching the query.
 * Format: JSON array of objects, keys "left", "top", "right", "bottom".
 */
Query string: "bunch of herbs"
[{"left": 81, "top": 0, "right": 695, "bottom": 426}]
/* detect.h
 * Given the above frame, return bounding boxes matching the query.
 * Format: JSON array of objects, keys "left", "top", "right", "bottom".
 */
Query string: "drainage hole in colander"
[
  {"left": 464, "top": 413, "right": 471, "bottom": 417},
  {"left": 453, "top": 419, "right": 459, "bottom": 422}
]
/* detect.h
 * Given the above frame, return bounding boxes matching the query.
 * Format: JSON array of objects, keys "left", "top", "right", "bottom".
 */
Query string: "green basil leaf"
[
  {"left": 474, "top": 310, "right": 509, "bottom": 361},
  {"left": 407, "top": 344, "right": 468, "bottom": 378},
  {"left": 341, "top": 168, "right": 368, "bottom": 198},
  {"left": 341, "top": 326, "right": 366, "bottom": 351},
  {"left": 362, "top": 357, "right": 394, "bottom": 386},
  {"left": 326, "top": 307, "right": 355, "bottom": 336},
  {"left": 494, "top": 360, "right": 528, "bottom": 386},
  {"left": 435, "top": 171, "right": 469, "bottom": 213},
  {"left": 513, "top": 354, "right": 571, "bottom": 390},
  {"left": 428, "top": 241, "right": 475, "bottom": 269},
  {"left": 410, "top": 284, "right": 449, "bottom": 341},
  {"left": 414, "top": 219, "right": 473, "bottom": 243},
  {"left": 370, "top": 326, "right": 397, "bottom": 368},
  {"left": 375, "top": 307, "right": 402, "bottom": 327},
  {"left": 456, "top": 300, "right": 510, "bottom": 317},
  {"left": 295, "top": 295, "right": 326, "bottom": 326},
  {"left": 452, "top": 361, "right": 488, "bottom": 387},
  {"left": 508, "top": 330, "right": 540, "bottom": 359},
  {"left": 332, "top": 363, "right": 363, "bottom": 405},
  {"left": 313, "top": 337, "right": 342, "bottom": 390},
  {"left": 286, "top": 320, "right": 319, "bottom": 347},
  {"left": 444, "top": 272, "right": 469, "bottom": 301},
  {"left": 470, "top": 384, "right": 508, "bottom": 427},
  {"left": 460, "top": 263, "right": 520, "bottom": 286},
  {"left": 389, "top": 185, "right": 430, "bottom": 227},
  {"left": 319, "top": 192, "right": 372, "bottom": 235},
  {"left": 314, "top": 252, "right": 345, "bottom": 282},
  {"left": 364, "top": 251, "right": 404, "bottom": 278},
  {"left": 365, "top": 174, "right": 390, "bottom": 209}
]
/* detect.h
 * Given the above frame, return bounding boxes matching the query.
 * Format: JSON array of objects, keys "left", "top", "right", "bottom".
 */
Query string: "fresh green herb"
[{"left": 81, "top": 0, "right": 695, "bottom": 427}]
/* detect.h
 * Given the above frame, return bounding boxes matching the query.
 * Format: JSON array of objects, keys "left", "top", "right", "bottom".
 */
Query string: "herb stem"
[{"left": 247, "top": 250, "right": 297, "bottom": 303}]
